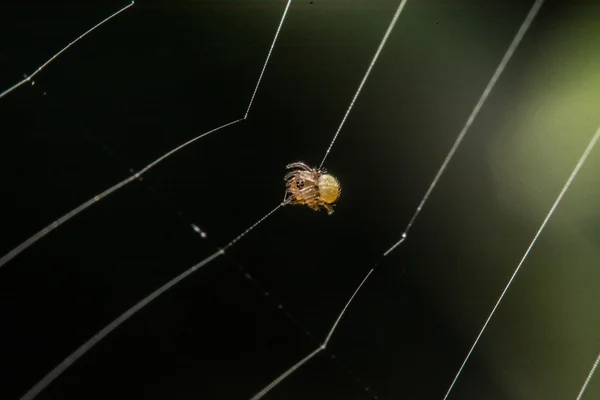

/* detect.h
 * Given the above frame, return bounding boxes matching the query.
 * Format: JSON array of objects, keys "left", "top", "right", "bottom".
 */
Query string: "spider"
[{"left": 283, "top": 161, "right": 341, "bottom": 215}]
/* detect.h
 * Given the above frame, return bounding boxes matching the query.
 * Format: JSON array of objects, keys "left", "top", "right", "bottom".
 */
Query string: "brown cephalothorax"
[{"left": 282, "top": 162, "right": 341, "bottom": 215}]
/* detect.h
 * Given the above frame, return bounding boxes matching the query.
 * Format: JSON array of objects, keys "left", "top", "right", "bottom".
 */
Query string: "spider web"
[{"left": 1, "top": 0, "right": 600, "bottom": 399}]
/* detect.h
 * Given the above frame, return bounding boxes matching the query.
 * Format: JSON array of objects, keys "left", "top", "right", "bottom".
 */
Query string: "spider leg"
[
  {"left": 296, "top": 186, "right": 319, "bottom": 199},
  {"left": 284, "top": 170, "right": 315, "bottom": 182},
  {"left": 308, "top": 203, "right": 320, "bottom": 211},
  {"left": 322, "top": 203, "right": 335, "bottom": 215},
  {"left": 282, "top": 188, "right": 304, "bottom": 205},
  {"left": 285, "top": 178, "right": 317, "bottom": 195},
  {"left": 283, "top": 190, "right": 319, "bottom": 205},
  {"left": 283, "top": 186, "right": 320, "bottom": 206},
  {"left": 286, "top": 162, "right": 313, "bottom": 171},
  {"left": 284, "top": 172, "right": 298, "bottom": 181}
]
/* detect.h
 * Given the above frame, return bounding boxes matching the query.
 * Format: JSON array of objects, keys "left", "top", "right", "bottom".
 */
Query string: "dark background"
[{"left": 1, "top": 0, "right": 599, "bottom": 399}]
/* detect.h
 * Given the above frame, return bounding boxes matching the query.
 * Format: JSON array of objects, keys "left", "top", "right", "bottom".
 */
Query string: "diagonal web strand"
[
  {"left": 442, "top": 123, "right": 600, "bottom": 400},
  {"left": 18, "top": 203, "right": 282, "bottom": 400},
  {"left": 0, "top": 0, "right": 293, "bottom": 270},
  {"left": 249, "top": 268, "right": 374, "bottom": 400},
  {"left": 0, "top": 119, "right": 242, "bottom": 270},
  {"left": 260, "top": 1, "right": 406, "bottom": 391},
  {"left": 140, "top": 177, "right": 378, "bottom": 397},
  {"left": 245, "top": 0, "right": 292, "bottom": 119},
  {"left": 137, "top": 119, "right": 242, "bottom": 175},
  {"left": 323, "top": 268, "right": 374, "bottom": 347},
  {"left": 250, "top": 347, "right": 324, "bottom": 400},
  {"left": 165, "top": 184, "right": 379, "bottom": 396},
  {"left": 222, "top": 203, "right": 283, "bottom": 251},
  {"left": 228, "top": 254, "right": 377, "bottom": 399},
  {"left": 319, "top": 0, "right": 410, "bottom": 169},
  {"left": 384, "top": 0, "right": 546, "bottom": 257},
  {"left": 0, "top": 2, "right": 135, "bottom": 100},
  {"left": 576, "top": 352, "right": 600, "bottom": 400}
]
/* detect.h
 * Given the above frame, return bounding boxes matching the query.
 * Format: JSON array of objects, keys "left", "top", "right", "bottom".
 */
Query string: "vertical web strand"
[
  {"left": 0, "top": 2, "right": 135, "bottom": 100},
  {"left": 319, "top": 0, "right": 410, "bottom": 169},
  {"left": 441, "top": 123, "right": 600, "bottom": 400},
  {"left": 384, "top": 0, "right": 546, "bottom": 257}
]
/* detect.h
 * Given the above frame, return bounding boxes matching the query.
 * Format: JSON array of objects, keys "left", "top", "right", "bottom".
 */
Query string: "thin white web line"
[
  {"left": 245, "top": 0, "right": 292, "bottom": 119},
  {"left": 249, "top": 268, "right": 374, "bottom": 400},
  {"left": 0, "top": 0, "right": 293, "bottom": 270},
  {"left": 5, "top": 2, "right": 373, "bottom": 398},
  {"left": 576, "top": 352, "right": 600, "bottom": 400},
  {"left": 383, "top": 0, "right": 546, "bottom": 257},
  {"left": 318, "top": 0, "right": 410, "bottom": 169},
  {"left": 137, "top": 119, "right": 242, "bottom": 174},
  {"left": 442, "top": 123, "right": 600, "bottom": 400},
  {"left": 18, "top": 204, "right": 282, "bottom": 400},
  {"left": 223, "top": 203, "right": 283, "bottom": 250},
  {"left": 323, "top": 268, "right": 373, "bottom": 347},
  {"left": 0, "top": 119, "right": 242, "bottom": 270},
  {"left": 0, "top": 2, "right": 135, "bottom": 100},
  {"left": 250, "top": 347, "right": 323, "bottom": 400}
]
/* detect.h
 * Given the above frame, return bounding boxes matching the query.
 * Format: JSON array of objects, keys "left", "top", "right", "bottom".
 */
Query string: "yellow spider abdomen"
[{"left": 318, "top": 174, "right": 340, "bottom": 204}]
